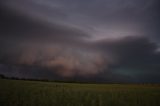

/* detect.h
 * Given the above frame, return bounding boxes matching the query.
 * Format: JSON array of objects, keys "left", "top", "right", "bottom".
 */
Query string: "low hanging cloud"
[
  {"left": 95, "top": 36, "right": 160, "bottom": 82},
  {"left": 1, "top": 35, "right": 160, "bottom": 82},
  {"left": 2, "top": 45, "right": 107, "bottom": 77}
]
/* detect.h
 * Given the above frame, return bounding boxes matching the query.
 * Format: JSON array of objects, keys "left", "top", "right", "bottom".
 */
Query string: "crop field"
[{"left": 0, "top": 79, "right": 160, "bottom": 106}]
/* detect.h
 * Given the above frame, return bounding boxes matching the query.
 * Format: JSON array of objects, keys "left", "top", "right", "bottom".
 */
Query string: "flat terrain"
[{"left": 0, "top": 79, "right": 160, "bottom": 106}]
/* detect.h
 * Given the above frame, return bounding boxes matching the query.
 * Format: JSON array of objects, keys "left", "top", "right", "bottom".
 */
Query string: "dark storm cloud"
[
  {"left": 1, "top": 0, "right": 160, "bottom": 39},
  {"left": 0, "top": 6, "right": 89, "bottom": 43},
  {"left": 0, "top": 0, "right": 160, "bottom": 82},
  {"left": 95, "top": 36, "right": 160, "bottom": 82}
]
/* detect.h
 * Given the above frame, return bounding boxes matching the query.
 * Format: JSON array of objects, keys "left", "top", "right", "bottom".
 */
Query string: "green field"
[{"left": 0, "top": 79, "right": 160, "bottom": 106}]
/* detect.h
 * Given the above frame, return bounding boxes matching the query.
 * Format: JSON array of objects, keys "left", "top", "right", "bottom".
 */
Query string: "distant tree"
[{"left": 0, "top": 74, "right": 5, "bottom": 79}]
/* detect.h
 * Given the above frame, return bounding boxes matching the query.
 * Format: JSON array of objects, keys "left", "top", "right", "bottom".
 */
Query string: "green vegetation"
[{"left": 0, "top": 79, "right": 160, "bottom": 106}]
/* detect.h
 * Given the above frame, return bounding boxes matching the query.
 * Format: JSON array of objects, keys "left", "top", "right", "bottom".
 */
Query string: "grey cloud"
[
  {"left": 95, "top": 36, "right": 160, "bottom": 82},
  {"left": 0, "top": 3, "right": 90, "bottom": 45}
]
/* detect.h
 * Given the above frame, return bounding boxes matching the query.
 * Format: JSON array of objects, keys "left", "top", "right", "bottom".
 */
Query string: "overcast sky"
[{"left": 0, "top": 0, "right": 160, "bottom": 83}]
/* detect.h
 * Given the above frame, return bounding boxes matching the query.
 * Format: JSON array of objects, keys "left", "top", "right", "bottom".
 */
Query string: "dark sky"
[{"left": 0, "top": 0, "right": 160, "bottom": 83}]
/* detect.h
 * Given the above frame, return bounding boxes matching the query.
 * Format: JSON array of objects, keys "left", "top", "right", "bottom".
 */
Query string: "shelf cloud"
[{"left": 0, "top": 0, "right": 160, "bottom": 83}]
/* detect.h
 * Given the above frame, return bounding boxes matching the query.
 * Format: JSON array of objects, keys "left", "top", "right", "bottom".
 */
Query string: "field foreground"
[{"left": 0, "top": 79, "right": 160, "bottom": 106}]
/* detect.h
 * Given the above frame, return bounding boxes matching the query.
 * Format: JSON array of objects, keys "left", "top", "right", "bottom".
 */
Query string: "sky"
[{"left": 0, "top": 0, "right": 160, "bottom": 83}]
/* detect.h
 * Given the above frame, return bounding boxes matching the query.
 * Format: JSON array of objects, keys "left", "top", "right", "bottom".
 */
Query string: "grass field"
[{"left": 0, "top": 79, "right": 160, "bottom": 106}]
